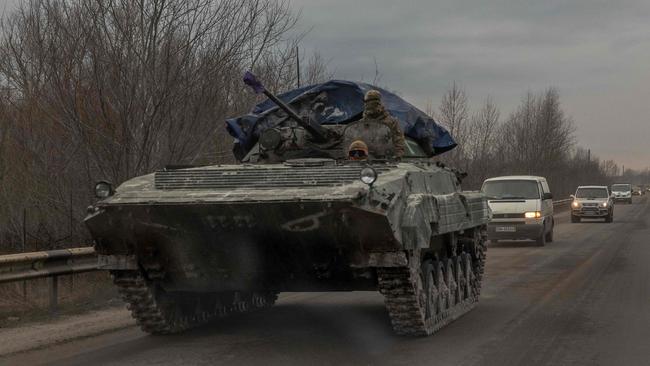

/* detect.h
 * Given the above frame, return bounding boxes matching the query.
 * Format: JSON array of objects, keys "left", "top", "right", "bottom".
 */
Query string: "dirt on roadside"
[
  {"left": 0, "top": 271, "right": 121, "bottom": 329},
  {"left": 0, "top": 305, "right": 135, "bottom": 357}
]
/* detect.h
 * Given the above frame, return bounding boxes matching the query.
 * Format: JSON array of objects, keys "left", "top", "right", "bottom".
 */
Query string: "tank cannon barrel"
[{"left": 243, "top": 71, "right": 328, "bottom": 143}]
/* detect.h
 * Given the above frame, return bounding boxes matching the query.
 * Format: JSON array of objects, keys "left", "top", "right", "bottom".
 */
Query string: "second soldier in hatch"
[{"left": 362, "top": 90, "right": 406, "bottom": 158}]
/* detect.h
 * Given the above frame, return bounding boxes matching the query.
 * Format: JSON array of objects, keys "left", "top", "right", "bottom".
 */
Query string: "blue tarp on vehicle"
[{"left": 225, "top": 80, "right": 456, "bottom": 156}]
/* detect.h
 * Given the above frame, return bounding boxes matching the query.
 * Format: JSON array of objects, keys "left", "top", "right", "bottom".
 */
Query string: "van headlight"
[
  {"left": 524, "top": 211, "right": 542, "bottom": 218},
  {"left": 571, "top": 201, "right": 580, "bottom": 208},
  {"left": 601, "top": 202, "right": 608, "bottom": 208}
]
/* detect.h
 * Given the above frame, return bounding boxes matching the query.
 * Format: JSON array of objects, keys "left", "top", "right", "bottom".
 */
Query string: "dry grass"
[{"left": 0, "top": 271, "right": 121, "bottom": 326}]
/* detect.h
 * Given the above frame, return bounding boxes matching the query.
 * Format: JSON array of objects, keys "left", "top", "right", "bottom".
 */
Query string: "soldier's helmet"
[
  {"left": 364, "top": 90, "right": 382, "bottom": 102},
  {"left": 363, "top": 90, "right": 386, "bottom": 119},
  {"left": 348, "top": 140, "right": 369, "bottom": 160}
]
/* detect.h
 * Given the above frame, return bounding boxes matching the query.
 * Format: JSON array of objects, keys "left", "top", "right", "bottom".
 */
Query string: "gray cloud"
[
  {"left": 294, "top": 0, "right": 650, "bottom": 169},
  {"left": 2, "top": 0, "right": 648, "bottom": 168}
]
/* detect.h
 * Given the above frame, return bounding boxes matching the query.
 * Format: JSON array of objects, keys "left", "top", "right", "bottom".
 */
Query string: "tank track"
[
  {"left": 112, "top": 270, "right": 277, "bottom": 334},
  {"left": 377, "top": 232, "right": 487, "bottom": 336}
]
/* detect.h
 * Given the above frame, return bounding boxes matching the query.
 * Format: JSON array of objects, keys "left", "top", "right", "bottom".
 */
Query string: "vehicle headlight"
[
  {"left": 571, "top": 201, "right": 580, "bottom": 208},
  {"left": 360, "top": 167, "right": 378, "bottom": 185},
  {"left": 524, "top": 211, "right": 542, "bottom": 218},
  {"left": 94, "top": 181, "right": 114, "bottom": 199},
  {"left": 601, "top": 202, "right": 608, "bottom": 208}
]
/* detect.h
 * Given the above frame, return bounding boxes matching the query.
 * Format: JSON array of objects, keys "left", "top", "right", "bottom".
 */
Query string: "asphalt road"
[{"left": 3, "top": 197, "right": 650, "bottom": 366}]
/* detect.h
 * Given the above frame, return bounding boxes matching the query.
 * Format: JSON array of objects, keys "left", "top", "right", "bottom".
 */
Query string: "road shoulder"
[{"left": 0, "top": 305, "right": 134, "bottom": 357}]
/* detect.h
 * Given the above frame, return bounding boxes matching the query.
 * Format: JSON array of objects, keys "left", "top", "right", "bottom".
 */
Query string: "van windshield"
[
  {"left": 575, "top": 188, "right": 608, "bottom": 199},
  {"left": 482, "top": 180, "right": 540, "bottom": 200},
  {"left": 611, "top": 184, "right": 631, "bottom": 192}
]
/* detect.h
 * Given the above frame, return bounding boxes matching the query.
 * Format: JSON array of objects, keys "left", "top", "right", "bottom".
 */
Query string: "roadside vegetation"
[
  {"left": 0, "top": 0, "right": 647, "bottom": 256},
  {"left": 432, "top": 83, "right": 649, "bottom": 196},
  {"left": 0, "top": 0, "right": 330, "bottom": 253}
]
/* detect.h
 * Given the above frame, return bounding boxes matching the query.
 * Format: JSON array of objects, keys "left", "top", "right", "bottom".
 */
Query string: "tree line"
[
  {"left": 0, "top": 0, "right": 329, "bottom": 252},
  {"left": 432, "top": 83, "right": 634, "bottom": 197},
  {"left": 0, "top": 0, "right": 642, "bottom": 252}
]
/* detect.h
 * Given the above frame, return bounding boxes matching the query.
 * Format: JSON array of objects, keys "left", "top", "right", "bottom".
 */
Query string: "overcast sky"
[
  {"left": 292, "top": 0, "right": 650, "bottom": 170},
  {"left": 2, "top": 0, "right": 649, "bottom": 169}
]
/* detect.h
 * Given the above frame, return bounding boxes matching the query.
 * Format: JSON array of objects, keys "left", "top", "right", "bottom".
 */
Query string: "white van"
[{"left": 481, "top": 176, "right": 554, "bottom": 246}]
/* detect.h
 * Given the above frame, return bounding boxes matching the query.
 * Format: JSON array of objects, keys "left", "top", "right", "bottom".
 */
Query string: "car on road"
[
  {"left": 611, "top": 183, "right": 633, "bottom": 204},
  {"left": 571, "top": 185, "right": 614, "bottom": 223},
  {"left": 632, "top": 186, "right": 643, "bottom": 196},
  {"left": 482, "top": 176, "right": 554, "bottom": 246}
]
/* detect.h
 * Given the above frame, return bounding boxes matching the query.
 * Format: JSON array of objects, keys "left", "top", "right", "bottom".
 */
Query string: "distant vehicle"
[
  {"left": 611, "top": 183, "right": 633, "bottom": 204},
  {"left": 632, "top": 186, "right": 643, "bottom": 196},
  {"left": 482, "top": 176, "right": 554, "bottom": 246},
  {"left": 571, "top": 186, "right": 614, "bottom": 223}
]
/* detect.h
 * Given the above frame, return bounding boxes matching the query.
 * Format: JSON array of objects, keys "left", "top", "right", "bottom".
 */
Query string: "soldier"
[
  {"left": 362, "top": 90, "right": 406, "bottom": 158},
  {"left": 348, "top": 140, "right": 369, "bottom": 161}
]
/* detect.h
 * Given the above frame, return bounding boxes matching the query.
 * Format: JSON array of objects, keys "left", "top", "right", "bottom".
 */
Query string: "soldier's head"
[
  {"left": 363, "top": 90, "right": 387, "bottom": 119},
  {"left": 348, "top": 140, "right": 369, "bottom": 160}
]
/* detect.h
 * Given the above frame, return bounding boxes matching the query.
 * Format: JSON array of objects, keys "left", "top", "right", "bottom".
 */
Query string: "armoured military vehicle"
[{"left": 85, "top": 73, "right": 490, "bottom": 336}]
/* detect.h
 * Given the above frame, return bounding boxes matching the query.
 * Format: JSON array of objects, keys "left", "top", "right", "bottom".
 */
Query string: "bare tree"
[
  {"left": 303, "top": 51, "right": 333, "bottom": 85},
  {"left": 535, "top": 88, "right": 576, "bottom": 173},
  {"left": 0, "top": 0, "right": 314, "bottom": 250},
  {"left": 438, "top": 81, "right": 469, "bottom": 167},
  {"left": 600, "top": 159, "right": 619, "bottom": 178},
  {"left": 464, "top": 96, "right": 500, "bottom": 186},
  {"left": 451, "top": 87, "right": 604, "bottom": 196},
  {"left": 0, "top": 0, "right": 302, "bottom": 178},
  {"left": 497, "top": 88, "right": 574, "bottom": 176},
  {"left": 499, "top": 91, "right": 537, "bottom": 174}
]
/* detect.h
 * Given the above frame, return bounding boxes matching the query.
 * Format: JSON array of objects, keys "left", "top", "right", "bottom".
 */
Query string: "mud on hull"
[
  {"left": 86, "top": 201, "right": 402, "bottom": 293},
  {"left": 85, "top": 161, "right": 490, "bottom": 336}
]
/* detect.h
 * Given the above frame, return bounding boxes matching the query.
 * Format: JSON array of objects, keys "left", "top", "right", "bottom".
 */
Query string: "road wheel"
[
  {"left": 571, "top": 215, "right": 580, "bottom": 223},
  {"left": 377, "top": 228, "right": 487, "bottom": 336},
  {"left": 605, "top": 211, "right": 613, "bottom": 223},
  {"left": 420, "top": 261, "right": 439, "bottom": 322},
  {"left": 112, "top": 271, "right": 277, "bottom": 335}
]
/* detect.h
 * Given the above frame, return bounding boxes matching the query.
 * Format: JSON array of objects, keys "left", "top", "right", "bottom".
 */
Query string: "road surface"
[{"left": 2, "top": 197, "right": 649, "bottom": 365}]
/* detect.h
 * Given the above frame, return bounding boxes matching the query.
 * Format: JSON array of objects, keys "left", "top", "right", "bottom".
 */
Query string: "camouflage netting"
[{"left": 226, "top": 80, "right": 457, "bottom": 157}]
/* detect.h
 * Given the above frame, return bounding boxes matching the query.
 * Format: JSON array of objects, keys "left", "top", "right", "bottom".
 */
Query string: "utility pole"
[
  {"left": 295, "top": 46, "right": 300, "bottom": 88},
  {"left": 22, "top": 209, "right": 27, "bottom": 300},
  {"left": 69, "top": 188, "right": 74, "bottom": 240}
]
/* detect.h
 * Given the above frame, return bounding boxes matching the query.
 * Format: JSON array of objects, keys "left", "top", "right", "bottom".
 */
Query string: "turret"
[{"left": 243, "top": 71, "right": 330, "bottom": 143}]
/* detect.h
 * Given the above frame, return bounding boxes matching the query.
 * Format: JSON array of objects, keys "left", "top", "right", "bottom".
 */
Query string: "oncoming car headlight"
[
  {"left": 571, "top": 201, "right": 580, "bottom": 208},
  {"left": 94, "top": 181, "right": 114, "bottom": 199},
  {"left": 360, "top": 167, "right": 378, "bottom": 185},
  {"left": 601, "top": 202, "right": 608, "bottom": 208},
  {"left": 524, "top": 211, "right": 542, "bottom": 218}
]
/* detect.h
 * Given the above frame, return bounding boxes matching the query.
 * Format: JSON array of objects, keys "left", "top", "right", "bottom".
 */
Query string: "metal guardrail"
[
  {"left": 553, "top": 198, "right": 573, "bottom": 210},
  {"left": 0, "top": 247, "right": 98, "bottom": 313},
  {"left": 0, "top": 247, "right": 97, "bottom": 284}
]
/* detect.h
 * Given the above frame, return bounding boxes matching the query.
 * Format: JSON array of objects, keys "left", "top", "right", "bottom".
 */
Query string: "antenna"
[{"left": 296, "top": 46, "right": 301, "bottom": 88}]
